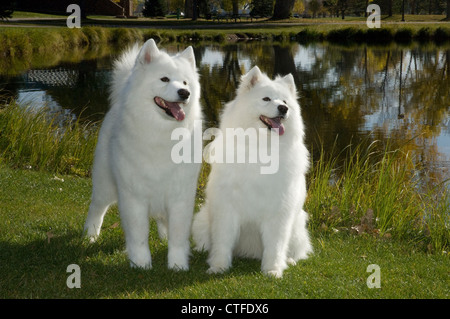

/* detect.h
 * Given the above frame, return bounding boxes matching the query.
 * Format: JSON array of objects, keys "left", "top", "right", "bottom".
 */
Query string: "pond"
[{"left": 1, "top": 41, "right": 449, "bottom": 187}]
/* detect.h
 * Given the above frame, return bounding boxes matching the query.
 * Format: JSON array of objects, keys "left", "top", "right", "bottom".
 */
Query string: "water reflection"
[{"left": 0, "top": 41, "right": 449, "bottom": 186}]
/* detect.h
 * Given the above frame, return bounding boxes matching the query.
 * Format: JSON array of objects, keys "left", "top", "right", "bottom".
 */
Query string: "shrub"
[
  {"left": 415, "top": 27, "right": 432, "bottom": 42},
  {"left": 433, "top": 27, "right": 450, "bottom": 43},
  {"left": 394, "top": 28, "right": 413, "bottom": 44}
]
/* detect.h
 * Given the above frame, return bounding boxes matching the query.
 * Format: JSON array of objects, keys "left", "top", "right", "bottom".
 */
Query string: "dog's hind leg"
[
  {"left": 287, "top": 210, "right": 313, "bottom": 263},
  {"left": 84, "top": 199, "right": 114, "bottom": 243},
  {"left": 206, "top": 207, "right": 240, "bottom": 274},
  {"left": 83, "top": 167, "right": 117, "bottom": 242}
]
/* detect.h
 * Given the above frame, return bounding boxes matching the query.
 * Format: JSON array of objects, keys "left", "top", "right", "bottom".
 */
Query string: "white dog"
[
  {"left": 84, "top": 39, "right": 202, "bottom": 270},
  {"left": 192, "top": 66, "right": 312, "bottom": 278}
]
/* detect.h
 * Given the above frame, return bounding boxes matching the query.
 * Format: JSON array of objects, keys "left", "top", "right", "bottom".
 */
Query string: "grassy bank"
[
  {"left": 1, "top": 24, "right": 449, "bottom": 75},
  {"left": 0, "top": 102, "right": 98, "bottom": 176},
  {"left": 1, "top": 23, "right": 449, "bottom": 59}
]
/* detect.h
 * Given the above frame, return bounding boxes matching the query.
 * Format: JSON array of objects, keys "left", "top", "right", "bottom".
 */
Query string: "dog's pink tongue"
[
  {"left": 268, "top": 118, "right": 285, "bottom": 135},
  {"left": 166, "top": 101, "right": 185, "bottom": 121}
]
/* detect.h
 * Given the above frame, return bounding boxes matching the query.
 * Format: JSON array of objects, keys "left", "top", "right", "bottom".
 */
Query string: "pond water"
[{"left": 1, "top": 41, "right": 449, "bottom": 187}]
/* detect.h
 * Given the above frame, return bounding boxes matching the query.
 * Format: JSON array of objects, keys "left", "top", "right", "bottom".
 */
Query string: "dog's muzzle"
[{"left": 154, "top": 96, "right": 186, "bottom": 121}]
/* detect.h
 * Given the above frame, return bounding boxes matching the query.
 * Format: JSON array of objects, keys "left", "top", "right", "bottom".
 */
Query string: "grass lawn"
[
  {"left": 0, "top": 165, "right": 448, "bottom": 299},
  {"left": 11, "top": 11, "right": 68, "bottom": 19}
]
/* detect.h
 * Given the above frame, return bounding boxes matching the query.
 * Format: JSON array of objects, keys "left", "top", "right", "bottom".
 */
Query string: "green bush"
[
  {"left": 415, "top": 27, "right": 432, "bottom": 42},
  {"left": 394, "top": 28, "right": 413, "bottom": 44},
  {"left": 434, "top": 27, "right": 450, "bottom": 43}
]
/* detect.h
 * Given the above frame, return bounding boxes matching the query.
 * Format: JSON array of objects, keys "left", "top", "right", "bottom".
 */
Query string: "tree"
[
  {"left": 293, "top": 0, "right": 305, "bottom": 14},
  {"left": 447, "top": 0, "right": 450, "bottom": 20},
  {"left": 185, "top": 0, "right": 201, "bottom": 20},
  {"left": 0, "top": 0, "right": 14, "bottom": 20},
  {"left": 338, "top": 0, "right": 348, "bottom": 19},
  {"left": 250, "top": 0, "right": 274, "bottom": 17},
  {"left": 222, "top": 0, "right": 247, "bottom": 16},
  {"left": 142, "top": 0, "right": 168, "bottom": 17},
  {"left": 309, "top": 0, "right": 322, "bottom": 18},
  {"left": 323, "top": 0, "right": 340, "bottom": 17},
  {"left": 167, "top": 0, "right": 185, "bottom": 12},
  {"left": 272, "top": 0, "right": 295, "bottom": 19},
  {"left": 185, "top": 0, "right": 193, "bottom": 18}
]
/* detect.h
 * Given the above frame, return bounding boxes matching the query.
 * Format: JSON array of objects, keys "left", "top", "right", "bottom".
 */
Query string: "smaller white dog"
[{"left": 192, "top": 66, "right": 312, "bottom": 278}]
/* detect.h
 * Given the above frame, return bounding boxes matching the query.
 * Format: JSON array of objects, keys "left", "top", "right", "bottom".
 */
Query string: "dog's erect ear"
[
  {"left": 240, "top": 66, "right": 263, "bottom": 92},
  {"left": 179, "top": 46, "right": 196, "bottom": 69},
  {"left": 137, "top": 39, "right": 160, "bottom": 65},
  {"left": 279, "top": 73, "right": 297, "bottom": 97}
]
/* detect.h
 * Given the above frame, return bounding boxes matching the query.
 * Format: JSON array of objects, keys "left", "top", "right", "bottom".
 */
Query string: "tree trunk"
[
  {"left": 339, "top": 0, "right": 347, "bottom": 20},
  {"left": 447, "top": 0, "right": 450, "bottom": 19},
  {"left": 192, "top": 0, "right": 198, "bottom": 20},
  {"left": 185, "top": 0, "right": 193, "bottom": 18},
  {"left": 401, "top": 0, "right": 405, "bottom": 21},
  {"left": 272, "top": 0, "right": 295, "bottom": 20},
  {"left": 232, "top": 0, "right": 239, "bottom": 21},
  {"left": 232, "top": 0, "right": 239, "bottom": 15}
]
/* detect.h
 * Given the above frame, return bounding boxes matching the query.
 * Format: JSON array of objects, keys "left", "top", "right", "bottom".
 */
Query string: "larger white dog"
[
  {"left": 192, "top": 66, "right": 312, "bottom": 278},
  {"left": 84, "top": 39, "right": 202, "bottom": 270}
]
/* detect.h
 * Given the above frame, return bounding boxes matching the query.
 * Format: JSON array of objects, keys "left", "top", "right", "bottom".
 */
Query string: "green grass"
[
  {"left": 0, "top": 165, "right": 448, "bottom": 298},
  {"left": 0, "top": 103, "right": 448, "bottom": 298},
  {"left": 0, "top": 101, "right": 98, "bottom": 176},
  {"left": 0, "top": 26, "right": 143, "bottom": 75},
  {"left": 11, "top": 11, "right": 68, "bottom": 19},
  {"left": 306, "top": 140, "right": 449, "bottom": 254}
]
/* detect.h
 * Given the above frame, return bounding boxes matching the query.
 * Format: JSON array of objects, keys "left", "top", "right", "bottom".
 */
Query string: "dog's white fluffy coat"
[
  {"left": 84, "top": 39, "right": 202, "bottom": 270},
  {"left": 192, "top": 66, "right": 312, "bottom": 278}
]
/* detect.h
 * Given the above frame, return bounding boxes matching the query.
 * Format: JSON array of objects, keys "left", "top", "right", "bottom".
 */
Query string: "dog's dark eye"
[
  {"left": 161, "top": 77, "right": 170, "bottom": 82},
  {"left": 283, "top": 100, "right": 287, "bottom": 104},
  {"left": 183, "top": 81, "right": 187, "bottom": 85},
  {"left": 263, "top": 97, "right": 271, "bottom": 102}
]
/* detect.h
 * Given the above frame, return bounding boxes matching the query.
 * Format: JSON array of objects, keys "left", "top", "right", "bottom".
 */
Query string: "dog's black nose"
[
  {"left": 278, "top": 104, "right": 288, "bottom": 115},
  {"left": 178, "top": 89, "right": 190, "bottom": 100}
]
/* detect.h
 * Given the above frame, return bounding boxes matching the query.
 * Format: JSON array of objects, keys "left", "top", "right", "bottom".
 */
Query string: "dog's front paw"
[
  {"left": 206, "top": 266, "right": 228, "bottom": 275},
  {"left": 129, "top": 251, "right": 152, "bottom": 270},
  {"left": 83, "top": 227, "right": 99, "bottom": 243},
  {"left": 263, "top": 269, "right": 283, "bottom": 278},
  {"left": 85, "top": 235, "right": 98, "bottom": 244},
  {"left": 169, "top": 262, "right": 189, "bottom": 271},
  {"left": 168, "top": 247, "right": 189, "bottom": 271},
  {"left": 286, "top": 257, "right": 297, "bottom": 266},
  {"left": 130, "top": 259, "right": 152, "bottom": 270}
]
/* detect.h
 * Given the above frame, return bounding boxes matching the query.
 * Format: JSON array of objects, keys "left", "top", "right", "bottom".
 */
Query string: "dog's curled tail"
[{"left": 109, "top": 43, "right": 141, "bottom": 106}]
